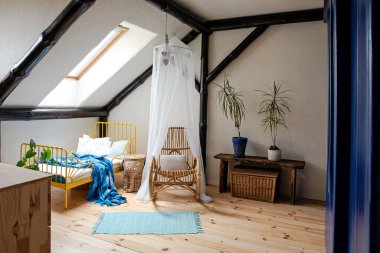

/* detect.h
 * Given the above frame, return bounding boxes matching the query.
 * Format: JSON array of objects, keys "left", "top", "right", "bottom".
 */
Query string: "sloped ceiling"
[
  {"left": 1, "top": 0, "right": 190, "bottom": 107},
  {"left": 0, "top": 0, "right": 323, "bottom": 108}
]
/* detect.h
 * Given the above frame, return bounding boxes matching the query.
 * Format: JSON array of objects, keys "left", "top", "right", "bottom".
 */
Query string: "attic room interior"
[{"left": 0, "top": 0, "right": 378, "bottom": 253}]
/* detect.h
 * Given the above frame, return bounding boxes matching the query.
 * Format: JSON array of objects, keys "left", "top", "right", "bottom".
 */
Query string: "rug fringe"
[
  {"left": 194, "top": 212, "right": 203, "bottom": 233},
  {"left": 92, "top": 212, "right": 105, "bottom": 235}
]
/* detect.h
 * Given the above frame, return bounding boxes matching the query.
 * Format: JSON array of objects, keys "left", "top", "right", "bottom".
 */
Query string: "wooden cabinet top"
[
  {"left": 0, "top": 163, "right": 53, "bottom": 192},
  {"left": 214, "top": 153, "right": 305, "bottom": 169}
]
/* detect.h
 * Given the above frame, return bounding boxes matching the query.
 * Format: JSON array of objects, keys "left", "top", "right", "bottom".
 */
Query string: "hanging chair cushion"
[{"left": 159, "top": 155, "right": 188, "bottom": 170}]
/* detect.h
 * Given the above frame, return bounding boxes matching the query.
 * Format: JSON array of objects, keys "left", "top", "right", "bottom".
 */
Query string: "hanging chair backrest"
[{"left": 161, "top": 127, "right": 193, "bottom": 164}]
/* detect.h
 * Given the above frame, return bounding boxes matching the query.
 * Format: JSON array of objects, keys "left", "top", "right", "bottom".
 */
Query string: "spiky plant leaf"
[
  {"left": 214, "top": 75, "right": 246, "bottom": 137},
  {"left": 257, "top": 81, "right": 291, "bottom": 147}
]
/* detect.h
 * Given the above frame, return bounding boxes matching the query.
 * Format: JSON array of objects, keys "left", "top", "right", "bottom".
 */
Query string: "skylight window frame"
[{"left": 65, "top": 25, "right": 128, "bottom": 80}]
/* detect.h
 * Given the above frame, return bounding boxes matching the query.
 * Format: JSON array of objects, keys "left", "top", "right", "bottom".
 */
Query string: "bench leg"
[
  {"left": 290, "top": 169, "right": 297, "bottom": 205},
  {"left": 219, "top": 160, "right": 229, "bottom": 192}
]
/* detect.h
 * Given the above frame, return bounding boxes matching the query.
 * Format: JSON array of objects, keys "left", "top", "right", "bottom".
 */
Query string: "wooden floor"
[{"left": 51, "top": 173, "right": 326, "bottom": 253}]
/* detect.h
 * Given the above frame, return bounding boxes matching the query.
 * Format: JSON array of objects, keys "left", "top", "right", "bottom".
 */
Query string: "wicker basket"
[
  {"left": 231, "top": 167, "right": 279, "bottom": 203},
  {"left": 122, "top": 154, "right": 146, "bottom": 192}
]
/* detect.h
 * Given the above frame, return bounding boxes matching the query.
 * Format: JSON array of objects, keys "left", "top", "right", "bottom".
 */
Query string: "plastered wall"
[
  {"left": 110, "top": 22, "right": 328, "bottom": 200},
  {"left": 1, "top": 118, "right": 98, "bottom": 165}
]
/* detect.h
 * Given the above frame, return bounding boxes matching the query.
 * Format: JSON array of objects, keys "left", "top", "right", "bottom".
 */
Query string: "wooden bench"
[{"left": 214, "top": 153, "right": 305, "bottom": 204}]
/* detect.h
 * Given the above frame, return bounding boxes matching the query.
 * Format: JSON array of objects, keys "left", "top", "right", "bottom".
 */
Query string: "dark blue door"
[{"left": 326, "top": 0, "right": 380, "bottom": 252}]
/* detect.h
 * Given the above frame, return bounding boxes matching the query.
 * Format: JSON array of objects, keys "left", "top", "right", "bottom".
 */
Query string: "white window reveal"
[{"left": 39, "top": 21, "right": 157, "bottom": 107}]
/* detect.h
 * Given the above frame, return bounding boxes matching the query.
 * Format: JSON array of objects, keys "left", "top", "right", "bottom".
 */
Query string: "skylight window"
[
  {"left": 65, "top": 25, "right": 128, "bottom": 80},
  {"left": 39, "top": 21, "right": 157, "bottom": 107}
]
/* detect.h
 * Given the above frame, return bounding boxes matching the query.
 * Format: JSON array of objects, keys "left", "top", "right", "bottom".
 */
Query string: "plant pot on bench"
[{"left": 232, "top": 137, "right": 248, "bottom": 158}]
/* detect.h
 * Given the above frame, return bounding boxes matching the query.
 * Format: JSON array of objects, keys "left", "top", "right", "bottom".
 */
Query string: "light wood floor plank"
[{"left": 51, "top": 173, "right": 326, "bottom": 253}]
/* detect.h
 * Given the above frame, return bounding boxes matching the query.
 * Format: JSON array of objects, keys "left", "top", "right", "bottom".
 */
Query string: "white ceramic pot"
[{"left": 268, "top": 149, "right": 281, "bottom": 161}]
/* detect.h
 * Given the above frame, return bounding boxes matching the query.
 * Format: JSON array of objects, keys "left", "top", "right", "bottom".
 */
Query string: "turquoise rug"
[{"left": 93, "top": 212, "right": 203, "bottom": 235}]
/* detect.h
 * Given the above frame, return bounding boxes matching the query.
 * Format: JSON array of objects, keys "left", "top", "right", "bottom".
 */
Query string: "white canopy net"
[{"left": 136, "top": 36, "right": 211, "bottom": 202}]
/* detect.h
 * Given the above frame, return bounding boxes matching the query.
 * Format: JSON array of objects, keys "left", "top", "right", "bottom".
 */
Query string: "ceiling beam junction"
[
  {"left": 145, "top": 0, "right": 211, "bottom": 34},
  {"left": 106, "top": 7, "right": 324, "bottom": 112},
  {"left": 206, "top": 25, "right": 269, "bottom": 85}
]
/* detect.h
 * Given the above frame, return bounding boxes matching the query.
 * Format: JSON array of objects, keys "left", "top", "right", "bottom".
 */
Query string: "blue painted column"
[
  {"left": 348, "top": 0, "right": 379, "bottom": 252},
  {"left": 371, "top": 0, "right": 380, "bottom": 251},
  {"left": 326, "top": 0, "right": 380, "bottom": 252},
  {"left": 325, "top": 0, "right": 351, "bottom": 252}
]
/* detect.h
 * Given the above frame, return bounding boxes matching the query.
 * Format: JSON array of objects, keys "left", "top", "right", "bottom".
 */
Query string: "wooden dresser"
[{"left": 0, "top": 163, "right": 53, "bottom": 253}]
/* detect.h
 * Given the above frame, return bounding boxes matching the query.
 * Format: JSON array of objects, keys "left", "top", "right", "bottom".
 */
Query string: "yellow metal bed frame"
[{"left": 20, "top": 122, "right": 136, "bottom": 209}]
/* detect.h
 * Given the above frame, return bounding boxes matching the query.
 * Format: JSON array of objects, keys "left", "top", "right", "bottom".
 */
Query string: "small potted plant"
[
  {"left": 17, "top": 139, "right": 53, "bottom": 170},
  {"left": 257, "top": 81, "right": 291, "bottom": 161},
  {"left": 215, "top": 75, "right": 247, "bottom": 157}
]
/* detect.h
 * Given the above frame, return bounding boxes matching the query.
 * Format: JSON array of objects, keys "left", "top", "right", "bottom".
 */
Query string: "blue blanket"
[{"left": 47, "top": 154, "right": 126, "bottom": 206}]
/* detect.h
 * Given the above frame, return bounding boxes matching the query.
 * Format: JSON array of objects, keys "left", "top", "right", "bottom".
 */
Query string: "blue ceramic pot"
[{"left": 232, "top": 137, "right": 248, "bottom": 158}]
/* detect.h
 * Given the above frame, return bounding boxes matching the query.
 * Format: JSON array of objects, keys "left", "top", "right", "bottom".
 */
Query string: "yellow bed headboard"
[{"left": 93, "top": 122, "right": 136, "bottom": 153}]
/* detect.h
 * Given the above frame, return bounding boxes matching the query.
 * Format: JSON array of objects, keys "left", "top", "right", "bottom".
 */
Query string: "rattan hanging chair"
[{"left": 149, "top": 127, "right": 201, "bottom": 200}]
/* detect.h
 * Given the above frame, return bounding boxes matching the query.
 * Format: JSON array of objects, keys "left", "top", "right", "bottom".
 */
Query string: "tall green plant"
[
  {"left": 257, "top": 81, "right": 291, "bottom": 149},
  {"left": 17, "top": 139, "right": 53, "bottom": 170},
  {"left": 214, "top": 75, "right": 245, "bottom": 138}
]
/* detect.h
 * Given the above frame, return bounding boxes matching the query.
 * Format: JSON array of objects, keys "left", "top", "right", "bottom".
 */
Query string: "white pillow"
[
  {"left": 77, "top": 135, "right": 111, "bottom": 157},
  {"left": 106, "top": 140, "right": 129, "bottom": 159},
  {"left": 82, "top": 134, "right": 91, "bottom": 139},
  {"left": 159, "top": 155, "right": 188, "bottom": 170}
]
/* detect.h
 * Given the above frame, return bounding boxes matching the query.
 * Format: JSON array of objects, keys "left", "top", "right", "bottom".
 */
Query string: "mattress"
[
  {"left": 38, "top": 157, "right": 123, "bottom": 184},
  {"left": 110, "top": 157, "right": 123, "bottom": 169}
]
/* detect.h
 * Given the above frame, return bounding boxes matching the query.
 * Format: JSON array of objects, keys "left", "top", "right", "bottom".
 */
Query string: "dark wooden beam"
[
  {"left": 99, "top": 116, "right": 108, "bottom": 122},
  {"left": 106, "top": 67, "right": 152, "bottom": 111},
  {"left": 0, "top": 107, "right": 108, "bottom": 121},
  {"left": 106, "top": 30, "right": 200, "bottom": 111},
  {"left": 181, "top": 29, "right": 200, "bottom": 44},
  {"left": 199, "top": 34, "right": 209, "bottom": 174},
  {"left": 145, "top": 0, "right": 210, "bottom": 34},
  {"left": 195, "top": 79, "right": 200, "bottom": 92},
  {"left": 206, "top": 8, "right": 324, "bottom": 31},
  {"left": 206, "top": 25, "right": 269, "bottom": 85},
  {"left": 98, "top": 116, "right": 108, "bottom": 137},
  {"left": 0, "top": 0, "right": 96, "bottom": 105}
]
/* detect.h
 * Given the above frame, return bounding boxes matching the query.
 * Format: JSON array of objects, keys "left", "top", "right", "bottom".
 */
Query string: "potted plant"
[
  {"left": 17, "top": 139, "right": 53, "bottom": 170},
  {"left": 215, "top": 75, "right": 247, "bottom": 158},
  {"left": 257, "top": 81, "right": 291, "bottom": 161}
]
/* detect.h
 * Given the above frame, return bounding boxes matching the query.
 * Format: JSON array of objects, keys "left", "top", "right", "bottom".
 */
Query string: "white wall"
[
  {"left": 1, "top": 118, "right": 97, "bottom": 165},
  {"left": 108, "top": 77, "right": 152, "bottom": 154},
  {"left": 207, "top": 23, "right": 328, "bottom": 201},
  {"left": 109, "top": 22, "right": 328, "bottom": 201}
]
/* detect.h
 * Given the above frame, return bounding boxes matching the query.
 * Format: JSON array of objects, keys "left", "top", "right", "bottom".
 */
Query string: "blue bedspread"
[
  {"left": 72, "top": 154, "right": 126, "bottom": 206},
  {"left": 49, "top": 154, "right": 126, "bottom": 206}
]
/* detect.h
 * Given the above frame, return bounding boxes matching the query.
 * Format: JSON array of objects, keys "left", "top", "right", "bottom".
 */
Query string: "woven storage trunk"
[{"left": 231, "top": 167, "right": 279, "bottom": 203}]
